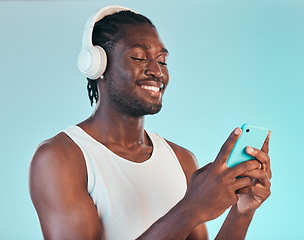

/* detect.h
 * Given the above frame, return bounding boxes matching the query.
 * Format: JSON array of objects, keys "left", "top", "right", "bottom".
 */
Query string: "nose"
[{"left": 144, "top": 60, "right": 163, "bottom": 78}]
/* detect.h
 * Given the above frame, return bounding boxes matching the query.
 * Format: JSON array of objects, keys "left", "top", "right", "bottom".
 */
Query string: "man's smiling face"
[{"left": 104, "top": 24, "right": 169, "bottom": 117}]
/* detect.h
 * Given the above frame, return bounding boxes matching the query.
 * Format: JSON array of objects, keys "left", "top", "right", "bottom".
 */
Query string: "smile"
[
  {"left": 137, "top": 81, "right": 164, "bottom": 98},
  {"left": 140, "top": 85, "right": 161, "bottom": 93}
]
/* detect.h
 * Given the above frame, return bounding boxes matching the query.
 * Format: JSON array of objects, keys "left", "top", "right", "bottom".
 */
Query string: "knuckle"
[
  {"left": 259, "top": 152, "right": 270, "bottom": 163},
  {"left": 245, "top": 177, "right": 252, "bottom": 186},
  {"left": 261, "top": 169, "right": 268, "bottom": 176},
  {"left": 243, "top": 160, "right": 257, "bottom": 170},
  {"left": 248, "top": 185, "right": 254, "bottom": 193},
  {"left": 243, "top": 161, "right": 251, "bottom": 169},
  {"left": 240, "top": 177, "right": 252, "bottom": 187}
]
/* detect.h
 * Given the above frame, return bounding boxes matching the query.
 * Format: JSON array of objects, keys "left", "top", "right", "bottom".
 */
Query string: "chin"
[
  {"left": 146, "top": 107, "right": 162, "bottom": 116},
  {"left": 130, "top": 103, "right": 162, "bottom": 117}
]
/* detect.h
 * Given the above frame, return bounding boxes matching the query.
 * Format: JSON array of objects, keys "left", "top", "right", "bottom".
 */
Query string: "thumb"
[{"left": 213, "top": 127, "right": 242, "bottom": 167}]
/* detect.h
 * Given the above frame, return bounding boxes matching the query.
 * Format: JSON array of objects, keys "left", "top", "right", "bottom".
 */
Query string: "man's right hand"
[{"left": 183, "top": 127, "right": 261, "bottom": 223}]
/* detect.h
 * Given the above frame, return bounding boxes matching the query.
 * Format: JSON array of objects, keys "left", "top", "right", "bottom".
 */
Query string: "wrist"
[
  {"left": 178, "top": 198, "right": 202, "bottom": 226},
  {"left": 179, "top": 196, "right": 210, "bottom": 226},
  {"left": 215, "top": 204, "right": 255, "bottom": 240},
  {"left": 232, "top": 204, "right": 255, "bottom": 219}
]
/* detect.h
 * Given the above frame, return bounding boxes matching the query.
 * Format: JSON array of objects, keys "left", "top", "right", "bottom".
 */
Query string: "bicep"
[
  {"left": 29, "top": 141, "right": 103, "bottom": 240},
  {"left": 38, "top": 195, "right": 103, "bottom": 240}
]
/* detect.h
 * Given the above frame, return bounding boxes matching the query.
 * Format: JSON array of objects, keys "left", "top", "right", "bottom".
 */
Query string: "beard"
[{"left": 107, "top": 77, "right": 162, "bottom": 117}]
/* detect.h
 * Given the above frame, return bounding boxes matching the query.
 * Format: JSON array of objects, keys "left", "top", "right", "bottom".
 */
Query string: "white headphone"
[{"left": 77, "top": 5, "right": 134, "bottom": 80}]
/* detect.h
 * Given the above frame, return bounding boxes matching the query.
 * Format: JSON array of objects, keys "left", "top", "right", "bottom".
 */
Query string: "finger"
[
  {"left": 246, "top": 147, "right": 272, "bottom": 179},
  {"left": 228, "top": 160, "right": 261, "bottom": 179},
  {"left": 236, "top": 185, "right": 270, "bottom": 203},
  {"left": 237, "top": 185, "right": 271, "bottom": 202},
  {"left": 214, "top": 128, "right": 242, "bottom": 167},
  {"left": 241, "top": 169, "right": 271, "bottom": 188},
  {"left": 236, "top": 186, "right": 251, "bottom": 194},
  {"left": 233, "top": 176, "right": 252, "bottom": 191},
  {"left": 246, "top": 184, "right": 271, "bottom": 202},
  {"left": 261, "top": 130, "right": 271, "bottom": 154},
  {"left": 246, "top": 147, "right": 270, "bottom": 165}
]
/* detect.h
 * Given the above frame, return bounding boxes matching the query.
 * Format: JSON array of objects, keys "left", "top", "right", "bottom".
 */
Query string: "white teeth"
[{"left": 140, "top": 85, "right": 160, "bottom": 92}]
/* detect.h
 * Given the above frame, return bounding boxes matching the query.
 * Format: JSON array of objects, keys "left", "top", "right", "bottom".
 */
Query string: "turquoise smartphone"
[{"left": 226, "top": 124, "right": 269, "bottom": 168}]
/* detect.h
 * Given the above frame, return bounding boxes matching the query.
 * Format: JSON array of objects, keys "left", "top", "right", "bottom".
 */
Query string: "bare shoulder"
[
  {"left": 165, "top": 139, "right": 199, "bottom": 184},
  {"left": 29, "top": 132, "right": 103, "bottom": 239},
  {"left": 31, "top": 132, "right": 80, "bottom": 162},
  {"left": 29, "top": 132, "right": 87, "bottom": 202},
  {"left": 30, "top": 132, "right": 86, "bottom": 183}
]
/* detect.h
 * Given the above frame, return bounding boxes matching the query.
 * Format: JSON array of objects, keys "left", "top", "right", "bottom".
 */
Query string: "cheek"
[
  {"left": 122, "top": 62, "right": 144, "bottom": 79},
  {"left": 110, "top": 60, "right": 134, "bottom": 80},
  {"left": 163, "top": 68, "right": 170, "bottom": 84}
]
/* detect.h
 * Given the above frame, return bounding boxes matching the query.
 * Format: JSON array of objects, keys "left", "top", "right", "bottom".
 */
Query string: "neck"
[{"left": 79, "top": 103, "right": 147, "bottom": 147}]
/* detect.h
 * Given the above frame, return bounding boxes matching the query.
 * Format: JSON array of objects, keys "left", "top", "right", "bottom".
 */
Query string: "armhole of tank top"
[
  {"left": 61, "top": 129, "right": 95, "bottom": 194},
  {"left": 146, "top": 131, "right": 187, "bottom": 184}
]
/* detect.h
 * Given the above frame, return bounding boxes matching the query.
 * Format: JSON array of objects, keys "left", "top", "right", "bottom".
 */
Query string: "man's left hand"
[{"left": 236, "top": 131, "right": 272, "bottom": 215}]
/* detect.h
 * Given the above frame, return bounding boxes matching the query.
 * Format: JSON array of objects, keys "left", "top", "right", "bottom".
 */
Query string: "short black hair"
[{"left": 87, "top": 10, "right": 156, "bottom": 106}]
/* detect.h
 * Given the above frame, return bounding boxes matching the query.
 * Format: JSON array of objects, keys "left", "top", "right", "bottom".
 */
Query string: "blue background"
[{"left": 1, "top": 0, "right": 303, "bottom": 239}]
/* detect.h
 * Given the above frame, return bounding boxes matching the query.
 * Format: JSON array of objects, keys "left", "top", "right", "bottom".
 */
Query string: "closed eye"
[
  {"left": 131, "top": 57, "right": 145, "bottom": 62},
  {"left": 158, "top": 61, "right": 167, "bottom": 66}
]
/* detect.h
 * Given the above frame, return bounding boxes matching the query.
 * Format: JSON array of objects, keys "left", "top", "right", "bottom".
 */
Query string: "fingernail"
[
  {"left": 234, "top": 128, "right": 241, "bottom": 135},
  {"left": 247, "top": 146, "right": 254, "bottom": 154}
]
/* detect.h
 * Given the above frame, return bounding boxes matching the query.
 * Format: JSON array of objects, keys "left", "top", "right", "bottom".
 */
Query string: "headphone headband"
[
  {"left": 82, "top": 6, "right": 133, "bottom": 49},
  {"left": 78, "top": 5, "right": 135, "bottom": 80}
]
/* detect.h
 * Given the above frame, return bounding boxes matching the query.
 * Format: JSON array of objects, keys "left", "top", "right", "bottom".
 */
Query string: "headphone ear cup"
[
  {"left": 77, "top": 46, "right": 107, "bottom": 80},
  {"left": 90, "top": 46, "right": 107, "bottom": 79},
  {"left": 79, "top": 6, "right": 135, "bottom": 80}
]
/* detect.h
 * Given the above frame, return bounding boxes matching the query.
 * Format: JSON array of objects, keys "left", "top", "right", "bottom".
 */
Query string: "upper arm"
[
  {"left": 29, "top": 134, "right": 103, "bottom": 240},
  {"left": 166, "top": 140, "right": 209, "bottom": 240}
]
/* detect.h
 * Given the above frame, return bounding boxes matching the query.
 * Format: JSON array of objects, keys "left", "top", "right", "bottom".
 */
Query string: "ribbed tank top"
[{"left": 62, "top": 126, "right": 187, "bottom": 240}]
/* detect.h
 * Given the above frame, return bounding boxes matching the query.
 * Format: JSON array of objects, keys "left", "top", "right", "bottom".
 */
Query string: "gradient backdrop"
[{"left": 1, "top": 0, "right": 303, "bottom": 239}]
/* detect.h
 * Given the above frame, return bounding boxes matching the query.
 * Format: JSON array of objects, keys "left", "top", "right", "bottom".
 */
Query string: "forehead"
[{"left": 116, "top": 24, "right": 168, "bottom": 54}]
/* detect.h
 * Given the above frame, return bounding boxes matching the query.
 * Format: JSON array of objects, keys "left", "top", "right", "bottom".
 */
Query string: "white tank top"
[{"left": 63, "top": 126, "right": 187, "bottom": 240}]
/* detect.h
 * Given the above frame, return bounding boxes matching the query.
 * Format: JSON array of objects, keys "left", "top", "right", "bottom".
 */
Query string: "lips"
[
  {"left": 141, "top": 85, "right": 161, "bottom": 92},
  {"left": 136, "top": 79, "right": 165, "bottom": 98}
]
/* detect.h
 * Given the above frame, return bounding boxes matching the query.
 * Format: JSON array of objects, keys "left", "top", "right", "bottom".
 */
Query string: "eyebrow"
[{"left": 129, "top": 43, "right": 169, "bottom": 55}]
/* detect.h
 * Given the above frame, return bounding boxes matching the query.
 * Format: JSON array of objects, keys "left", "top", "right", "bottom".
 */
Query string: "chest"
[{"left": 88, "top": 147, "right": 187, "bottom": 240}]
